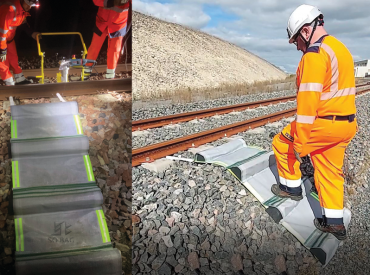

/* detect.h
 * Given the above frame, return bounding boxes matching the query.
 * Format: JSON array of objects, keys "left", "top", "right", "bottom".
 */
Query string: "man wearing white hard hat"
[{"left": 271, "top": 4, "right": 357, "bottom": 240}]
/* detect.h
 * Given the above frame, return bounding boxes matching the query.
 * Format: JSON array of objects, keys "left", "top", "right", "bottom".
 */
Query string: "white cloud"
[
  {"left": 134, "top": 0, "right": 211, "bottom": 29},
  {"left": 352, "top": 55, "right": 362, "bottom": 62}
]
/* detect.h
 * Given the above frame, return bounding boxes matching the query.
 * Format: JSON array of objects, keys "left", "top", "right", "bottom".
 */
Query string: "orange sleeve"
[
  {"left": 293, "top": 52, "right": 327, "bottom": 154},
  {"left": 0, "top": 5, "right": 14, "bottom": 50}
]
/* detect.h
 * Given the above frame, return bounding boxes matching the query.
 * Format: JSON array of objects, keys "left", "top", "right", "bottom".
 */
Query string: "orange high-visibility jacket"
[
  {"left": 294, "top": 35, "right": 356, "bottom": 153},
  {"left": 0, "top": 0, "right": 29, "bottom": 53},
  {"left": 93, "top": 0, "right": 131, "bottom": 38}
]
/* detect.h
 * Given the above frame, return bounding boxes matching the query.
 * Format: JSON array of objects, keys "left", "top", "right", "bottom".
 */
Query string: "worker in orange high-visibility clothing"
[
  {"left": 85, "top": 0, "right": 131, "bottom": 79},
  {"left": 0, "top": 0, "right": 40, "bottom": 85},
  {"left": 271, "top": 4, "right": 357, "bottom": 240}
]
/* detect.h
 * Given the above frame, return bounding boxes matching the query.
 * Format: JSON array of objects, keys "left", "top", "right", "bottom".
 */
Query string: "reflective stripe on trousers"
[
  {"left": 105, "top": 68, "right": 115, "bottom": 79},
  {"left": 272, "top": 119, "right": 357, "bottom": 224},
  {"left": 3, "top": 76, "right": 14, "bottom": 85}
]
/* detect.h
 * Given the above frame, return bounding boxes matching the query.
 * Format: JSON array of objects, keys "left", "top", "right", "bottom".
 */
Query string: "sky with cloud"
[{"left": 134, "top": 0, "right": 370, "bottom": 73}]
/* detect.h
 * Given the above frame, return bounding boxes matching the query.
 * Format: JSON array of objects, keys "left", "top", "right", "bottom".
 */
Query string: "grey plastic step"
[
  {"left": 10, "top": 101, "right": 121, "bottom": 274},
  {"left": 194, "top": 139, "right": 351, "bottom": 266},
  {"left": 16, "top": 248, "right": 122, "bottom": 275}
]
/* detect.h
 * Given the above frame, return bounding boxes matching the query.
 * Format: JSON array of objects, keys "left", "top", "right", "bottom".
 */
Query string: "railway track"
[
  {"left": 133, "top": 87, "right": 370, "bottom": 166},
  {"left": 133, "top": 95, "right": 296, "bottom": 131},
  {"left": 0, "top": 78, "right": 131, "bottom": 100},
  {"left": 133, "top": 83, "right": 370, "bottom": 131},
  {"left": 20, "top": 64, "right": 132, "bottom": 79}
]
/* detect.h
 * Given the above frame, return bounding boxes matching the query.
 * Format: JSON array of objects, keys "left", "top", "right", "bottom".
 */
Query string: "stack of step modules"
[
  {"left": 194, "top": 138, "right": 351, "bottom": 266},
  {"left": 10, "top": 96, "right": 121, "bottom": 275}
]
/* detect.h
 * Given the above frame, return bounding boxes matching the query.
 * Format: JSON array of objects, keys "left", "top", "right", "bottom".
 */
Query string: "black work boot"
[
  {"left": 314, "top": 218, "right": 347, "bottom": 240},
  {"left": 271, "top": 184, "right": 303, "bottom": 201},
  {"left": 15, "top": 79, "right": 32, "bottom": 85}
]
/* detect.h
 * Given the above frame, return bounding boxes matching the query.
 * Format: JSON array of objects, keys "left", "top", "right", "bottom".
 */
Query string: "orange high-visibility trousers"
[
  {"left": 0, "top": 40, "right": 22, "bottom": 84},
  {"left": 272, "top": 118, "right": 357, "bottom": 225},
  {"left": 86, "top": 27, "right": 123, "bottom": 71}
]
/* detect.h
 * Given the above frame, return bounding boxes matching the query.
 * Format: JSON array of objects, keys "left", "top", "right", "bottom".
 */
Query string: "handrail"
[{"left": 36, "top": 32, "right": 88, "bottom": 84}]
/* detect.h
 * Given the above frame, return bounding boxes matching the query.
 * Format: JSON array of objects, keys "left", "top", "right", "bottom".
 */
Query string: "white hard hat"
[{"left": 287, "top": 4, "right": 323, "bottom": 44}]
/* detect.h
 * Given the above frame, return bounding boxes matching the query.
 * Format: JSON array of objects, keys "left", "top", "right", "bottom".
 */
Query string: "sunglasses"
[
  {"left": 292, "top": 34, "right": 299, "bottom": 45},
  {"left": 287, "top": 28, "right": 301, "bottom": 46}
]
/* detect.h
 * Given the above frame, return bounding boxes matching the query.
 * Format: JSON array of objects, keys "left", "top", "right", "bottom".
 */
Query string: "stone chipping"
[{"left": 132, "top": 92, "right": 370, "bottom": 275}]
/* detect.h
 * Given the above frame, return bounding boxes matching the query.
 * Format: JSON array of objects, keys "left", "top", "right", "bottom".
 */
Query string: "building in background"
[{"left": 354, "top": 59, "right": 370, "bottom": 77}]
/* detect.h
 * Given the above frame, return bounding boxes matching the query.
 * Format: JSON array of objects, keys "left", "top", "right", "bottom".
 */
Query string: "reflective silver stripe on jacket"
[
  {"left": 4, "top": 4, "right": 17, "bottom": 22},
  {"left": 104, "top": 7, "right": 128, "bottom": 13},
  {"left": 321, "top": 43, "right": 339, "bottom": 94},
  {"left": 11, "top": 5, "right": 16, "bottom": 21},
  {"left": 1, "top": 2, "right": 18, "bottom": 22}
]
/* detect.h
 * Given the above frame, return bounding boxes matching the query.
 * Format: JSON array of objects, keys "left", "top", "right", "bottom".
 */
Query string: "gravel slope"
[{"left": 133, "top": 11, "right": 287, "bottom": 100}]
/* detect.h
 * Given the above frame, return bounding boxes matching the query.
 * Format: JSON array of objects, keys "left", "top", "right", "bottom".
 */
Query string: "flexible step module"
[
  {"left": 194, "top": 138, "right": 350, "bottom": 266},
  {"left": 10, "top": 99, "right": 121, "bottom": 275}
]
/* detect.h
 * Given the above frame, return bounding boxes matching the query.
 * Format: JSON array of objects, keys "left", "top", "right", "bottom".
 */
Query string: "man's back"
[{"left": 297, "top": 35, "right": 356, "bottom": 117}]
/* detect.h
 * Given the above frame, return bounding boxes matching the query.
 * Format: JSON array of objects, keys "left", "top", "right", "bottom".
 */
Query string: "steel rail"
[
  {"left": 133, "top": 83, "right": 370, "bottom": 131},
  {"left": 132, "top": 108, "right": 296, "bottom": 166},
  {"left": 133, "top": 95, "right": 296, "bottom": 131},
  {"left": 132, "top": 88, "right": 370, "bottom": 167},
  {"left": 21, "top": 64, "right": 131, "bottom": 79},
  {"left": 0, "top": 78, "right": 131, "bottom": 100},
  {"left": 357, "top": 82, "right": 370, "bottom": 88}
]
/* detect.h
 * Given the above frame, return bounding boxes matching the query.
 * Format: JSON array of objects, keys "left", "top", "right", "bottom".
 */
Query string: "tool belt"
[{"left": 318, "top": 114, "right": 355, "bottom": 122}]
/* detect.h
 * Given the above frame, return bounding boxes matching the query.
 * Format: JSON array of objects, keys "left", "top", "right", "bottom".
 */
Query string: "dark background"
[{"left": 14, "top": 0, "right": 132, "bottom": 63}]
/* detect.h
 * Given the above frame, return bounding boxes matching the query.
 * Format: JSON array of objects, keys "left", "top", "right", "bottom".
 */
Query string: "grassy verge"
[
  {"left": 134, "top": 76, "right": 369, "bottom": 104},
  {"left": 134, "top": 75, "right": 296, "bottom": 103}
]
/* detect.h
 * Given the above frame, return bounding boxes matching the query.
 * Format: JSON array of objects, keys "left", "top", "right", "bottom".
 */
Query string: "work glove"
[
  {"left": 0, "top": 49, "right": 6, "bottom": 62},
  {"left": 32, "top": 32, "right": 42, "bottom": 40},
  {"left": 114, "top": 0, "right": 128, "bottom": 6},
  {"left": 294, "top": 149, "right": 303, "bottom": 164}
]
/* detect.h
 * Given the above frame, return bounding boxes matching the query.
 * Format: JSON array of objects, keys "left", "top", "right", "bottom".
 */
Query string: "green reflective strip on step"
[
  {"left": 100, "top": 210, "right": 111, "bottom": 243},
  {"left": 311, "top": 231, "right": 326, "bottom": 248},
  {"left": 74, "top": 115, "right": 83, "bottom": 135},
  {"left": 274, "top": 198, "right": 287, "bottom": 207},
  {"left": 13, "top": 120, "right": 17, "bottom": 138},
  {"left": 11, "top": 119, "right": 18, "bottom": 139},
  {"left": 96, "top": 210, "right": 107, "bottom": 243},
  {"left": 310, "top": 192, "right": 319, "bottom": 201},
  {"left": 11, "top": 161, "right": 20, "bottom": 188},
  {"left": 10, "top": 118, "right": 13, "bottom": 138},
  {"left": 87, "top": 155, "right": 95, "bottom": 181},
  {"left": 15, "top": 219, "right": 19, "bottom": 251},
  {"left": 83, "top": 155, "right": 95, "bottom": 182},
  {"left": 16, "top": 161, "right": 20, "bottom": 188},
  {"left": 19, "top": 218, "right": 24, "bottom": 251},
  {"left": 12, "top": 161, "right": 15, "bottom": 188}
]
